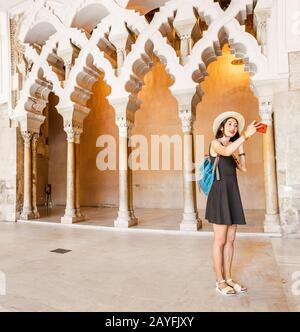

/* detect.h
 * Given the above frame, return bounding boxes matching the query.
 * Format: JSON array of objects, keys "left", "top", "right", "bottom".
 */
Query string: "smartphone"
[{"left": 254, "top": 121, "right": 268, "bottom": 134}]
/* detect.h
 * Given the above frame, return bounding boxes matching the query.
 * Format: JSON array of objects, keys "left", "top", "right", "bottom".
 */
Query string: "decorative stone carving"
[
  {"left": 64, "top": 121, "right": 83, "bottom": 143},
  {"left": 179, "top": 107, "right": 193, "bottom": 133},
  {"left": 21, "top": 131, "right": 33, "bottom": 145},
  {"left": 7, "top": 0, "right": 273, "bottom": 231},
  {"left": 259, "top": 97, "right": 273, "bottom": 126},
  {"left": 116, "top": 115, "right": 134, "bottom": 138},
  {"left": 10, "top": 14, "right": 26, "bottom": 108}
]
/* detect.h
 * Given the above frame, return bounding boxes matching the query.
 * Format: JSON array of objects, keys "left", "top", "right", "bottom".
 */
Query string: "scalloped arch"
[
  {"left": 13, "top": 0, "right": 271, "bottom": 122},
  {"left": 17, "top": 5, "right": 64, "bottom": 44}
]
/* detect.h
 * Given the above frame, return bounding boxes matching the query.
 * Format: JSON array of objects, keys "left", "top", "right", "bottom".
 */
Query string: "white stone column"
[
  {"left": 177, "top": 95, "right": 201, "bottom": 231},
  {"left": 116, "top": 47, "right": 126, "bottom": 74},
  {"left": 32, "top": 133, "right": 40, "bottom": 218},
  {"left": 115, "top": 117, "right": 138, "bottom": 228},
  {"left": 259, "top": 97, "right": 281, "bottom": 233},
  {"left": 21, "top": 131, "right": 34, "bottom": 220},
  {"left": 75, "top": 132, "right": 84, "bottom": 219},
  {"left": 61, "top": 125, "right": 84, "bottom": 224}
]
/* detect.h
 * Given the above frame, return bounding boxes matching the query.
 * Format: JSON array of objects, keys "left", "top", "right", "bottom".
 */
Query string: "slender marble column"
[
  {"left": 114, "top": 118, "right": 138, "bottom": 228},
  {"left": 75, "top": 132, "right": 84, "bottom": 219},
  {"left": 259, "top": 98, "right": 280, "bottom": 233},
  {"left": 31, "top": 133, "right": 40, "bottom": 218},
  {"left": 21, "top": 131, "right": 34, "bottom": 220},
  {"left": 178, "top": 98, "right": 201, "bottom": 231},
  {"left": 61, "top": 126, "right": 78, "bottom": 224}
]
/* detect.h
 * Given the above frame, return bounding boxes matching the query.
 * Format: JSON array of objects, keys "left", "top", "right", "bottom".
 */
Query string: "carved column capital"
[
  {"left": 179, "top": 34, "right": 191, "bottom": 41},
  {"left": 174, "top": 92, "right": 195, "bottom": 133},
  {"left": 259, "top": 97, "right": 273, "bottom": 126},
  {"left": 116, "top": 116, "right": 134, "bottom": 138},
  {"left": 179, "top": 107, "right": 193, "bottom": 133},
  {"left": 64, "top": 121, "right": 83, "bottom": 143},
  {"left": 21, "top": 131, "right": 33, "bottom": 145}
]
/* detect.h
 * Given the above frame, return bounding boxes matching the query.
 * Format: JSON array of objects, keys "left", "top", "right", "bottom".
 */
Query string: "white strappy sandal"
[
  {"left": 215, "top": 280, "right": 236, "bottom": 296},
  {"left": 226, "top": 279, "right": 247, "bottom": 293}
]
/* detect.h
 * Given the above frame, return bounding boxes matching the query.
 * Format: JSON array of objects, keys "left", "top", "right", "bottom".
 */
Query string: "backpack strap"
[{"left": 212, "top": 155, "right": 220, "bottom": 181}]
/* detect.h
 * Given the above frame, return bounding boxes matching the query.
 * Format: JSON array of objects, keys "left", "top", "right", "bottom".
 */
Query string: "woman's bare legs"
[
  {"left": 224, "top": 224, "right": 247, "bottom": 291},
  {"left": 212, "top": 224, "right": 228, "bottom": 288},
  {"left": 223, "top": 224, "right": 237, "bottom": 280}
]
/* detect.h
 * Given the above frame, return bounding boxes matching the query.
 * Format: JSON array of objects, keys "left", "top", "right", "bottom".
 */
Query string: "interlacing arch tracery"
[
  {"left": 12, "top": 0, "right": 282, "bottom": 233},
  {"left": 13, "top": 0, "right": 269, "bottom": 131}
]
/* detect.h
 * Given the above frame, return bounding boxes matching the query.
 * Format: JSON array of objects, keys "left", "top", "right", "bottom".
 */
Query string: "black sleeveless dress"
[{"left": 204, "top": 142, "right": 246, "bottom": 225}]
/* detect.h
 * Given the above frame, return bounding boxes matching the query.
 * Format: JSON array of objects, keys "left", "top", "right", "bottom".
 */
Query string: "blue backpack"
[{"left": 198, "top": 144, "right": 220, "bottom": 196}]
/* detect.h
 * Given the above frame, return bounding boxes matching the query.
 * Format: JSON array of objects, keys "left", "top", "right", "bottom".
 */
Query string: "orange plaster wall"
[
  {"left": 48, "top": 107, "right": 67, "bottom": 206},
  {"left": 132, "top": 61, "right": 184, "bottom": 208},
  {"left": 80, "top": 78, "right": 119, "bottom": 207}
]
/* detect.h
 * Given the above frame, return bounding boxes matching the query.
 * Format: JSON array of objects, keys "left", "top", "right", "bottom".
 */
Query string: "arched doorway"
[
  {"left": 130, "top": 57, "right": 184, "bottom": 229},
  {"left": 194, "top": 44, "right": 265, "bottom": 232}
]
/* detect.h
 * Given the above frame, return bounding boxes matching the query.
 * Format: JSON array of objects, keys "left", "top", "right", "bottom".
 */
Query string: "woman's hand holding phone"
[{"left": 244, "top": 121, "right": 264, "bottom": 138}]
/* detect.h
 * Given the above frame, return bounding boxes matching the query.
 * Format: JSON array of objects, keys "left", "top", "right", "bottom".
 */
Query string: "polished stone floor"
[
  {"left": 0, "top": 221, "right": 299, "bottom": 312},
  {"left": 30, "top": 206, "right": 265, "bottom": 233}
]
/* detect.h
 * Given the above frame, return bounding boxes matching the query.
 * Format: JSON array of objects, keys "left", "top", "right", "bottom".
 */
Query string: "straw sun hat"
[{"left": 212, "top": 111, "right": 245, "bottom": 136}]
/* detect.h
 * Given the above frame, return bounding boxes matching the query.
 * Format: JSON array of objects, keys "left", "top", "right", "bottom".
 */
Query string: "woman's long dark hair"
[{"left": 215, "top": 117, "right": 240, "bottom": 142}]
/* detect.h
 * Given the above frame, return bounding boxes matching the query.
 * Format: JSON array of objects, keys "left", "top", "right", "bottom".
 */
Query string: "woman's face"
[{"left": 223, "top": 118, "right": 238, "bottom": 138}]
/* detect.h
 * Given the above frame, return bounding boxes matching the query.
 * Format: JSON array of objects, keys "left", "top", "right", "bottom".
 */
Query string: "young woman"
[{"left": 205, "top": 111, "right": 263, "bottom": 296}]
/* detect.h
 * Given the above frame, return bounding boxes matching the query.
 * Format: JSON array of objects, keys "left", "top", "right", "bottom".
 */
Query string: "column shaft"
[
  {"left": 21, "top": 132, "right": 34, "bottom": 220},
  {"left": 66, "top": 140, "right": 76, "bottom": 214},
  {"left": 32, "top": 134, "right": 40, "bottom": 218},
  {"left": 260, "top": 99, "right": 280, "bottom": 233},
  {"left": 75, "top": 139, "right": 84, "bottom": 219},
  {"left": 181, "top": 131, "right": 201, "bottom": 231},
  {"left": 262, "top": 125, "right": 280, "bottom": 232},
  {"left": 61, "top": 127, "right": 84, "bottom": 224},
  {"left": 114, "top": 122, "right": 138, "bottom": 228}
]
